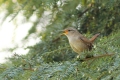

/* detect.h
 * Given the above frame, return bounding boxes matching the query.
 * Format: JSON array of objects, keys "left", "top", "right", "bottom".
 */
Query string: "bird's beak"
[
  {"left": 63, "top": 30, "right": 68, "bottom": 35},
  {"left": 58, "top": 30, "right": 68, "bottom": 36}
]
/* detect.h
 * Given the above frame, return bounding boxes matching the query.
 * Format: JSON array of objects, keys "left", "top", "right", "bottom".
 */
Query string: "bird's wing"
[
  {"left": 79, "top": 36, "right": 93, "bottom": 50},
  {"left": 79, "top": 36, "right": 91, "bottom": 44},
  {"left": 79, "top": 33, "right": 100, "bottom": 44},
  {"left": 78, "top": 33, "right": 100, "bottom": 50}
]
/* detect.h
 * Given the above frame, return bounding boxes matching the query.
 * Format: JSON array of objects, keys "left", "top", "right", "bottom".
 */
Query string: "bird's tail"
[{"left": 90, "top": 33, "right": 100, "bottom": 43}]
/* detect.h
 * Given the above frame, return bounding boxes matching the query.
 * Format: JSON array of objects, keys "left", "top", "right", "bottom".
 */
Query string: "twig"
[
  {"left": 78, "top": 3, "right": 93, "bottom": 18},
  {"left": 42, "top": 46, "right": 70, "bottom": 56},
  {"left": 23, "top": 68, "right": 34, "bottom": 71},
  {"left": 83, "top": 53, "right": 115, "bottom": 61},
  {"left": 95, "top": 45, "right": 108, "bottom": 54},
  {"left": 78, "top": 7, "right": 90, "bottom": 18},
  {"left": 14, "top": 53, "right": 34, "bottom": 71},
  {"left": 52, "top": 37, "right": 60, "bottom": 42}
]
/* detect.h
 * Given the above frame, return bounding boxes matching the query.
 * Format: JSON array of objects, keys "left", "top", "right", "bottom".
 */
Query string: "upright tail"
[{"left": 90, "top": 33, "right": 100, "bottom": 43}]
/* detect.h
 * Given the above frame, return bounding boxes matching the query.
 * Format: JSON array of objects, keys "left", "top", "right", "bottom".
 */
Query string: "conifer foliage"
[{"left": 0, "top": 0, "right": 120, "bottom": 80}]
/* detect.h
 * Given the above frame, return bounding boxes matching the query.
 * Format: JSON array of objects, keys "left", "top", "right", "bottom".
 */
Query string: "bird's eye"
[{"left": 68, "top": 30, "right": 71, "bottom": 31}]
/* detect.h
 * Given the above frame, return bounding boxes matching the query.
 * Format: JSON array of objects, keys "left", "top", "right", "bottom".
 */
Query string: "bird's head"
[{"left": 63, "top": 27, "right": 78, "bottom": 36}]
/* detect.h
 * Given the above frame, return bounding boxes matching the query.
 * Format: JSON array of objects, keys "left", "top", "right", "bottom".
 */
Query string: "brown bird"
[{"left": 63, "top": 27, "right": 100, "bottom": 54}]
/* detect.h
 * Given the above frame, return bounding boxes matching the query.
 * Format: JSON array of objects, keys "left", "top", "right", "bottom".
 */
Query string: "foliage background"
[{"left": 0, "top": 0, "right": 120, "bottom": 80}]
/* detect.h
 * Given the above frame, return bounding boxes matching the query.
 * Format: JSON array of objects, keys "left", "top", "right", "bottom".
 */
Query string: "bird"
[{"left": 63, "top": 27, "right": 100, "bottom": 54}]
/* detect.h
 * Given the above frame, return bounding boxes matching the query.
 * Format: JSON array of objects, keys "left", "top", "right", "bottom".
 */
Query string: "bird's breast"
[{"left": 68, "top": 37, "right": 88, "bottom": 54}]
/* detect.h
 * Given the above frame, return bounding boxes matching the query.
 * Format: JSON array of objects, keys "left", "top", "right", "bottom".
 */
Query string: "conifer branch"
[
  {"left": 104, "top": 36, "right": 120, "bottom": 44},
  {"left": 96, "top": 45, "right": 108, "bottom": 54},
  {"left": 43, "top": 46, "right": 70, "bottom": 55},
  {"left": 78, "top": 3, "right": 93, "bottom": 18},
  {"left": 83, "top": 53, "right": 115, "bottom": 61},
  {"left": 14, "top": 53, "right": 34, "bottom": 71},
  {"left": 9, "top": 0, "right": 29, "bottom": 22},
  {"left": 23, "top": 67, "right": 34, "bottom": 71}
]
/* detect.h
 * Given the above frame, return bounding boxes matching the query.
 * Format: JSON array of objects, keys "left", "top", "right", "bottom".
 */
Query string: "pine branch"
[
  {"left": 23, "top": 67, "right": 34, "bottom": 71},
  {"left": 14, "top": 53, "right": 34, "bottom": 71},
  {"left": 96, "top": 45, "right": 108, "bottom": 54},
  {"left": 42, "top": 46, "right": 70, "bottom": 55},
  {"left": 83, "top": 53, "right": 115, "bottom": 61},
  {"left": 104, "top": 36, "right": 120, "bottom": 44}
]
